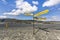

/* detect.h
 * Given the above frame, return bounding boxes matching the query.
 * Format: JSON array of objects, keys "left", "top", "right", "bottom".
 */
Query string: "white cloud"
[
  {"left": 0, "top": 16, "right": 7, "bottom": 19},
  {"left": 52, "top": 16, "right": 57, "bottom": 19},
  {"left": 4, "top": 0, "right": 38, "bottom": 16},
  {"left": 1, "top": 0, "right": 6, "bottom": 3},
  {"left": 51, "top": 16, "right": 60, "bottom": 21},
  {"left": 32, "top": 1, "right": 39, "bottom": 5},
  {"left": 46, "top": 16, "right": 60, "bottom": 21},
  {"left": 43, "top": 0, "right": 60, "bottom": 7},
  {"left": 4, "top": 9, "right": 23, "bottom": 16},
  {"left": 2, "top": 0, "right": 6, "bottom": 2}
]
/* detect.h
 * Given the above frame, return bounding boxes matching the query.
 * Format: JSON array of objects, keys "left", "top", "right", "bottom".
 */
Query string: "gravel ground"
[
  {"left": 34, "top": 29, "right": 60, "bottom": 40},
  {"left": 0, "top": 28, "right": 60, "bottom": 40}
]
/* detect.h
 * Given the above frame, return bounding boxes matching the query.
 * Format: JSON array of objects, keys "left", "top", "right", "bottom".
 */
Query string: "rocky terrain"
[
  {"left": 0, "top": 30, "right": 34, "bottom": 40},
  {"left": 0, "top": 27, "right": 60, "bottom": 40},
  {"left": 34, "top": 29, "right": 60, "bottom": 40}
]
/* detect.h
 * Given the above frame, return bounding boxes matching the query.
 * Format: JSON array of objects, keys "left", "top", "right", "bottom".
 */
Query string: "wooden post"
[{"left": 6, "top": 22, "right": 8, "bottom": 29}]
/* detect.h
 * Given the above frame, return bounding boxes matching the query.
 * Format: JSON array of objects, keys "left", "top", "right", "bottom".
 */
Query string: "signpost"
[{"left": 25, "top": 9, "right": 49, "bottom": 35}]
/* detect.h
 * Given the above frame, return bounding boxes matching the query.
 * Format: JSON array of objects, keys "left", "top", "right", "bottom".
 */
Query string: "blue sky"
[{"left": 0, "top": 0, "right": 60, "bottom": 21}]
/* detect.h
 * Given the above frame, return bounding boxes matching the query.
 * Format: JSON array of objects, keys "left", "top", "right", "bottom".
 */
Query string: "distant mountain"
[
  {"left": 0, "top": 18, "right": 34, "bottom": 24},
  {"left": 0, "top": 18, "right": 60, "bottom": 24}
]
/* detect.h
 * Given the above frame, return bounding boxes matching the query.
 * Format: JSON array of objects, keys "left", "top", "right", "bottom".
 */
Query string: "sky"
[{"left": 0, "top": 0, "right": 60, "bottom": 21}]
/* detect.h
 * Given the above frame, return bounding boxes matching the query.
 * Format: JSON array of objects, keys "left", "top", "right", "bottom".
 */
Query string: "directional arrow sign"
[{"left": 34, "top": 9, "right": 49, "bottom": 17}]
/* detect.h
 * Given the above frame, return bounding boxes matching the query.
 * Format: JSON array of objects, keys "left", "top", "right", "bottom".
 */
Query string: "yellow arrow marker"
[
  {"left": 34, "top": 17, "right": 46, "bottom": 21},
  {"left": 38, "top": 18, "right": 46, "bottom": 20},
  {"left": 34, "top": 9, "right": 49, "bottom": 17},
  {"left": 24, "top": 13, "right": 33, "bottom": 16}
]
